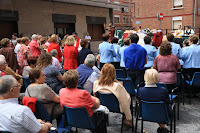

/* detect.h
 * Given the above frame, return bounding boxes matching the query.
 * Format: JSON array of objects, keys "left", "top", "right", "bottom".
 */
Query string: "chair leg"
[
  {"left": 106, "top": 114, "right": 109, "bottom": 126},
  {"left": 189, "top": 82, "right": 191, "bottom": 104},
  {"left": 121, "top": 114, "right": 124, "bottom": 133},
  {"left": 177, "top": 95, "right": 180, "bottom": 120},
  {"left": 141, "top": 119, "right": 143, "bottom": 133},
  {"left": 76, "top": 127, "right": 78, "bottom": 133},
  {"left": 174, "top": 105, "right": 176, "bottom": 133},
  {"left": 135, "top": 100, "right": 138, "bottom": 116},
  {"left": 135, "top": 106, "right": 139, "bottom": 133}
]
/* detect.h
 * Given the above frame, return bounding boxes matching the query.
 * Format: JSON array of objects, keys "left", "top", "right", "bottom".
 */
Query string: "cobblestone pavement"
[{"left": 53, "top": 97, "right": 200, "bottom": 133}]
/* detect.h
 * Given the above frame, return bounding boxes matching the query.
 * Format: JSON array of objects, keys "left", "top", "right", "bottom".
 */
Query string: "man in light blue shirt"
[
  {"left": 99, "top": 34, "right": 116, "bottom": 67},
  {"left": 119, "top": 38, "right": 130, "bottom": 68},
  {"left": 158, "top": 33, "right": 183, "bottom": 65},
  {"left": 142, "top": 36, "right": 157, "bottom": 69},
  {"left": 111, "top": 37, "right": 121, "bottom": 68}
]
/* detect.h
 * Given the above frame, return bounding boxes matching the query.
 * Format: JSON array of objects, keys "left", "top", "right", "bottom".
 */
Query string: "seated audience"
[
  {"left": 50, "top": 49, "right": 62, "bottom": 71},
  {"left": 0, "top": 55, "right": 23, "bottom": 85},
  {"left": 98, "top": 34, "right": 116, "bottom": 67},
  {"left": 0, "top": 38, "right": 19, "bottom": 71},
  {"left": 0, "top": 75, "right": 52, "bottom": 133},
  {"left": 136, "top": 69, "right": 170, "bottom": 133},
  {"left": 48, "top": 34, "right": 62, "bottom": 62},
  {"left": 153, "top": 41, "right": 181, "bottom": 92},
  {"left": 25, "top": 68, "right": 63, "bottom": 121},
  {"left": 22, "top": 56, "right": 37, "bottom": 77},
  {"left": 37, "top": 53, "right": 63, "bottom": 93},
  {"left": 77, "top": 54, "right": 100, "bottom": 93},
  {"left": 142, "top": 36, "right": 157, "bottom": 69},
  {"left": 59, "top": 70, "right": 106, "bottom": 132},
  {"left": 93, "top": 63, "right": 132, "bottom": 127},
  {"left": 63, "top": 35, "right": 78, "bottom": 70},
  {"left": 111, "top": 37, "right": 121, "bottom": 69},
  {"left": 78, "top": 39, "right": 93, "bottom": 66}
]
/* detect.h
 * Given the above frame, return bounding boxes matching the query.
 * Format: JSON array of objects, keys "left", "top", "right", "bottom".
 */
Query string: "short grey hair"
[
  {"left": 50, "top": 49, "right": 58, "bottom": 57},
  {"left": 84, "top": 54, "right": 95, "bottom": 67},
  {"left": 0, "top": 75, "right": 16, "bottom": 95},
  {"left": 0, "top": 55, "right": 5, "bottom": 65},
  {"left": 31, "top": 34, "right": 38, "bottom": 40}
]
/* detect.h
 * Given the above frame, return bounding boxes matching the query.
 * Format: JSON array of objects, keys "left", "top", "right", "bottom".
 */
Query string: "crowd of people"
[{"left": 0, "top": 28, "right": 199, "bottom": 133}]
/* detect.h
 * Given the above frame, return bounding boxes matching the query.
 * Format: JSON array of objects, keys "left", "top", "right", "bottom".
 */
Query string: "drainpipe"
[{"left": 194, "top": 0, "right": 197, "bottom": 32}]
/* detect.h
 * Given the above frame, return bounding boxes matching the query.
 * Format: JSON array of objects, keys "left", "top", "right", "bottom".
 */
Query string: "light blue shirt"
[
  {"left": 182, "top": 44, "right": 200, "bottom": 68},
  {"left": 119, "top": 45, "right": 129, "bottom": 67},
  {"left": 142, "top": 44, "right": 157, "bottom": 68},
  {"left": 99, "top": 41, "right": 116, "bottom": 63},
  {"left": 112, "top": 43, "right": 121, "bottom": 62},
  {"left": 158, "top": 42, "right": 183, "bottom": 65}
]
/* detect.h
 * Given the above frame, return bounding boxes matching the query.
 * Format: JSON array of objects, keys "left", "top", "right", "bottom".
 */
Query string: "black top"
[{"left": 78, "top": 48, "right": 93, "bottom": 66}]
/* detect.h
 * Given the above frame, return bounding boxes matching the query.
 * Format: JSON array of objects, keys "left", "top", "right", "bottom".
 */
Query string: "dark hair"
[
  {"left": 160, "top": 41, "right": 172, "bottom": 56},
  {"left": 12, "top": 33, "right": 17, "bottom": 37},
  {"left": 63, "top": 70, "right": 78, "bottom": 89},
  {"left": 189, "top": 35, "right": 199, "bottom": 44},
  {"left": 29, "top": 68, "right": 42, "bottom": 83},
  {"left": 183, "top": 39, "right": 189, "bottom": 46},
  {"left": 167, "top": 33, "right": 174, "bottom": 42},
  {"left": 144, "top": 36, "right": 151, "bottom": 44},
  {"left": 147, "top": 32, "right": 154, "bottom": 37},
  {"left": 80, "top": 39, "right": 88, "bottom": 48},
  {"left": 102, "top": 34, "right": 110, "bottom": 41},
  {"left": 111, "top": 37, "right": 118, "bottom": 44},
  {"left": 72, "top": 32, "right": 78, "bottom": 35},
  {"left": 129, "top": 33, "right": 139, "bottom": 43},
  {"left": 139, "top": 26, "right": 141, "bottom": 29},
  {"left": 124, "top": 38, "right": 130, "bottom": 46},
  {"left": 27, "top": 56, "right": 37, "bottom": 66}
]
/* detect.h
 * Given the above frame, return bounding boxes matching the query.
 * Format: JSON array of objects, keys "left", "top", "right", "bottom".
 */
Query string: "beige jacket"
[{"left": 93, "top": 80, "right": 132, "bottom": 120}]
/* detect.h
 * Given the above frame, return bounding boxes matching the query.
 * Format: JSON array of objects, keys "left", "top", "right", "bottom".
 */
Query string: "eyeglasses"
[{"left": 13, "top": 84, "right": 22, "bottom": 88}]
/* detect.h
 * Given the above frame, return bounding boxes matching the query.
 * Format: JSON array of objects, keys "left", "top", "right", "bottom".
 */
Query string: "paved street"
[{"left": 63, "top": 97, "right": 200, "bottom": 133}]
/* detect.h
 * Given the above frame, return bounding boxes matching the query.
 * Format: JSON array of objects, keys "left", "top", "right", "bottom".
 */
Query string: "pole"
[
  {"left": 194, "top": 0, "right": 197, "bottom": 32},
  {"left": 160, "top": 20, "right": 162, "bottom": 30}
]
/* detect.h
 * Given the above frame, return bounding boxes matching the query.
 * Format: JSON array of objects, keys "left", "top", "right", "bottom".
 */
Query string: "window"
[
  {"left": 114, "top": 15, "right": 120, "bottom": 24},
  {"left": 124, "top": 7, "right": 129, "bottom": 13},
  {"left": 123, "top": 17, "right": 129, "bottom": 24},
  {"left": 114, "top": 0, "right": 120, "bottom": 4},
  {"left": 173, "top": 0, "right": 183, "bottom": 8},
  {"left": 114, "top": 8, "right": 121, "bottom": 11},
  {"left": 172, "top": 16, "right": 182, "bottom": 30}
]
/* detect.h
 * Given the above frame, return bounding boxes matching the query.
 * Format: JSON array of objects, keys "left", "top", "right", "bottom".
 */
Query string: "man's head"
[
  {"left": 166, "top": 33, "right": 174, "bottom": 42},
  {"left": 84, "top": 54, "right": 96, "bottom": 67},
  {"left": 31, "top": 34, "right": 38, "bottom": 41},
  {"left": 144, "top": 36, "right": 152, "bottom": 44},
  {"left": 111, "top": 37, "right": 118, "bottom": 44},
  {"left": 0, "top": 75, "right": 21, "bottom": 99},
  {"left": 124, "top": 38, "right": 130, "bottom": 46},
  {"left": 50, "top": 49, "right": 58, "bottom": 57},
  {"left": 12, "top": 33, "right": 17, "bottom": 40},
  {"left": 102, "top": 33, "right": 110, "bottom": 42},
  {"left": 129, "top": 33, "right": 139, "bottom": 44},
  {"left": 72, "top": 32, "right": 78, "bottom": 40},
  {"left": 189, "top": 35, "right": 199, "bottom": 45},
  {"left": 0, "top": 55, "right": 7, "bottom": 71},
  {"left": 178, "top": 25, "right": 181, "bottom": 30}
]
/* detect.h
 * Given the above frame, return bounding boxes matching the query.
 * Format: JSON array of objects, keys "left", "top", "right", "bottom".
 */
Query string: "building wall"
[
  {"left": 0, "top": 0, "right": 110, "bottom": 38},
  {"left": 132, "top": 0, "right": 199, "bottom": 33}
]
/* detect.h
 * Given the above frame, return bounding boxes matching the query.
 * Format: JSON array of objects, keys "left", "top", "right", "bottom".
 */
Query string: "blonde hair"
[
  {"left": 37, "top": 53, "right": 52, "bottom": 68},
  {"left": 63, "top": 70, "right": 79, "bottom": 88},
  {"left": 49, "top": 34, "right": 58, "bottom": 43},
  {"left": 64, "top": 35, "right": 75, "bottom": 46},
  {"left": 144, "top": 69, "right": 159, "bottom": 85},
  {"left": 98, "top": 63, "right": 118, "bottom": 86}
]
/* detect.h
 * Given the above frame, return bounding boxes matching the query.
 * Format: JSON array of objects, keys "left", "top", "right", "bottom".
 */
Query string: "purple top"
[{"left": 153, "top": 54, "right": 180, "bottom": 84}]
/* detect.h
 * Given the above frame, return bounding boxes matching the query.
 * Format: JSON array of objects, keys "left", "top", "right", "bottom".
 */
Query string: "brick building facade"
[
  {"left": 132, "top": 0, "right": 200, "bottom": 35},
  {"left": 110, "top": 0, "right": 134, "bottom": 30}
]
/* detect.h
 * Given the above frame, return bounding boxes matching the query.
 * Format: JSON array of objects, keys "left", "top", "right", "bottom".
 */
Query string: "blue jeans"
[{"left": 127, "top": 69, "right": 144, "bottom": 88}]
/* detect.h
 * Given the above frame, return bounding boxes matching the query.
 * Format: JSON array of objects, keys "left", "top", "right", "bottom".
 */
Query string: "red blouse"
[
  {"left": 63, "top": 45, "right": 78, "bottom": 70},
  {"left": 48, "top": 42, "right": 62, "bottom": 62}
]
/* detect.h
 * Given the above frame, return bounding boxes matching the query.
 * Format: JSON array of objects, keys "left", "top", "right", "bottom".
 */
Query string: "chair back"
[
  {"left": 116, "top": 69, "right": 126, "bottom": 78},
  {"left": 97, "top": 92, "right": 120, "bottom": 113},
  {"left": 0, "top": 131, "right": 11, "bottom": 133},
  {"left": 191, "top": 72, "right": 200, "bottom": 87},
  {"left": 63, "top": 106, "right": 94, "bottom": 129},
  {"left": 140, "top": 100, "right": 170, "bottom": 124},
  {"left": 175, "top": 72, "right": 183, "bottom": 87},
  {"left": 34, "top": 100, "right": 51, "bottom": 121},
  {"left": 77, "top": 85, "right": 84, "bottom": 90},
  {"left": 22, "top": 77, "right": 31, "bottom": 88},
  {"left": 117, "top": 78, "right": 135, "bottom": 96}
]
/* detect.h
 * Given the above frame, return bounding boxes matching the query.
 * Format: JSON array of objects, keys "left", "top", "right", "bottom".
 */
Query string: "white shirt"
[
  {"left": 0, "top": 98, "right": 42, "bottom": 133},
  {"left": 52, "top": 56, "right": 62, "bottom": 70},
  {"left": 14, "top": 43, "right": 21, "bottom": 54},
  {"left": 83, "top": 66, "right": 100, "bottom": 93},
  {"left": 11, "top": 39, "right": 17, "bottom": 47},
  {"left": 85, "top": 35, "right": 91, "bottom": 42},
  {"left": 74, "top": 39, "right": 82, "bottom": 51}
]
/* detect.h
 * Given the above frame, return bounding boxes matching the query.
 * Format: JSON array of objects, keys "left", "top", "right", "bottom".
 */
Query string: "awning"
[{"left": 51, "top": 0, "right": 128, "bottom": 9}]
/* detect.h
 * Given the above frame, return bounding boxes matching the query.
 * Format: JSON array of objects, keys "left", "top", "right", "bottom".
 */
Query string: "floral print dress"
[{"left": 17, "top": 44, "right": 31, "bottom": 68}]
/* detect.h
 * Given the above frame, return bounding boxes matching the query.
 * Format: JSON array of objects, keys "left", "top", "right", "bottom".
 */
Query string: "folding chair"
[
  {"left": 63, "top": 105, "right": 106, "bottom": 133},
  {"left": 175, "top": 72, "right": 185, "bottom": 105},
  {"left": 22, "top": 77, "right": 31, "bottom": 89},
  {"left": 34, "top": 100, "right": 58, "bottom": 123},
  {"left": 97, "top": 92, "right": 134, "bottom": 133},
  {"left": 186, "top": 72, "right": 200, "bottom": 104},
  {"left": 116, "top": 69, "right": 126, "bottom": 79},
  {"left": 135, "top": 100, "right": 176, "bottom": 133},
  {"left": 156, "top": 83, "right": 180, "bottom": 120}
]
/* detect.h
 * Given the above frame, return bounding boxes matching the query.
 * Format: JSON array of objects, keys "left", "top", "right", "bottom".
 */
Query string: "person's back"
[
  {"left": 119, "top": 45, "right": 129, "bottom": 67},
  {"left": 78, "top": 48, "right": 93, "bottom": 66},
  {"left": 112, "top": 43, "right": 121, "bottom": 62}
]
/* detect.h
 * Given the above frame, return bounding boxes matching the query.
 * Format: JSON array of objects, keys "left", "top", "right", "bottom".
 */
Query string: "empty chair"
[{"left": 116, "top": 69, "right": 126, "bottom": 79}]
